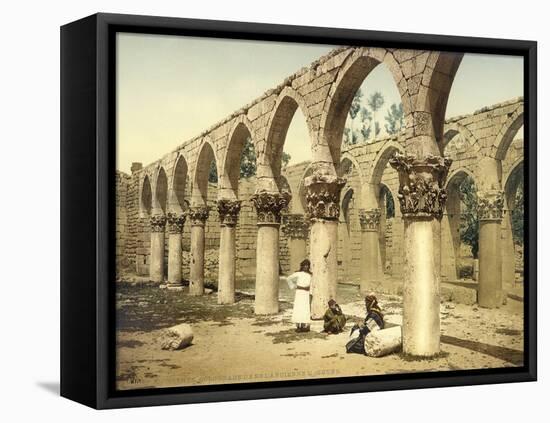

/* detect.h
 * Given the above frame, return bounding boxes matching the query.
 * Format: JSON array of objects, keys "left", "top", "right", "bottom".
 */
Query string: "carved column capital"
[
  {"left": 282, "top": 213, "right": 309, "bottom": 239},
  {"left": 250, "top": 190, "right": 291, "bottom": 225},
  {"left": 304, "top": 173, "right": 346, "bottom": 221},
  {"left": 166, "top": 212, "right": 186, "bottom": 234},
  {"left": 478, "top": 190, "right": 504, "bottom": 221},
  {"left": 359, "top": 208, "right": 381, "bottom": 232},
  {"left": 188, "top": 206, "right": 210, "bottom": 226},
  {"left": 150, "top": 214, "right": 167, "bottom": 232},
  {"left": 389, "top": 153, "right": 452, "bottom": 220},
  {"left": 217, "top": 199, "right": 241, "bottom": 227}
]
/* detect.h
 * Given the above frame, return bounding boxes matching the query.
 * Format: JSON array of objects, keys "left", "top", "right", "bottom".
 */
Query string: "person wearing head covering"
[
  {"left": 323, "top": 299, "right": 347, "bottom": 334},
  {"left": 284, "top": 259, "right": 312, "bottom": 332},
  {"left": 346, "top": 293, "right": 385, "bottom": 354}
]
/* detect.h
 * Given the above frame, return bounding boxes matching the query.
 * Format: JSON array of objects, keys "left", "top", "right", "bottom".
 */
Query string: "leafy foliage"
[
  {"left": 458, "top": 177, "right": 479, "bottom": 258},
  {"left": 384, "top": 103, "right": 405, "bottom": 135},
  {"left": 511, "top": 180, "right": 524, "bottom": 243},
  {"left": 207, "top": 136, "right": 290, "bottom": 183}
]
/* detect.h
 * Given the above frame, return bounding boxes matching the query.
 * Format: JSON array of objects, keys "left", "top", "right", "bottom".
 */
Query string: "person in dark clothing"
[
  {"left": 323, "top": 299, "right": 347, "bottom": 334},
  {"left": 346, "top": 294, "right": 385, "bottom": 354}
]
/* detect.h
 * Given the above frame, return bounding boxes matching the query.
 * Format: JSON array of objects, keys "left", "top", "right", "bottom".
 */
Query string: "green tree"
[
  {"left": 385, "top": 103, "right": 404, "bottom": 135},
  {"left": 459, "top": 177, "right": 479, "bottom": 258},
  {"left": 208, "top": 136, "right": 291, "bottom": 182},
  {"left": 239, "top": 136, "right": 256, "bottom": 178},
  {"left": 208, "top": 160, "right": 218, "bottom": 183},
  {"left": 511, "top": 181, "right": 524, "bottom": 243},
  {"left": 367, "top": 91, "right": 385, "bottom": 138},
  {"left": 344, "top": 89, "right": 364, "bottom": 145}
]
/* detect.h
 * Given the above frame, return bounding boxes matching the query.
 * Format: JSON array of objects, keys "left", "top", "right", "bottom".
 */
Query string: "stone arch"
[
  {"left": 171, "top": 153, "right": 189, "bottom": 213},
  {"left": 319, "top": 48, "right": 410, "bottom": 171},
  {"left": 140, "top": 175, "right": 152, "bottom": 217},
  {"left": 417, "top": 51, "right": 464, "bottom": 146},
  {"left": 444, "top": 168, "right": 478, "bottom": 279},
  {"left": 369, "top": 140, "right": 405, "bottom": 185},
  {"left": 504, "top": 158, "right": 524, "bottom": 209},
  {"left": 493, "top": 105, "right": 524, "bottom": 161},
  {"left": 338, "top": 152, "right": 364, "bottom": 185},
  {"left": 442, "top": 122, "right": 481, "bottom": 156},
  {"left": 192, "top": 139, "right": 217, "bottom": 206},
  {"left": 153, "top": 167, "right": 168, "bottom": 213},
  {"left": 220, "top": 118, "right": 255, "bottom": 199},
  {"left": 262, "top": 87, "right": 313, "bottom": 182}
]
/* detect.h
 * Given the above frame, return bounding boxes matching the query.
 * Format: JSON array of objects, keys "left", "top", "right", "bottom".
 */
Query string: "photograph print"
[{"left": 114, "top": 32, "right": 526, "bottom": 391}]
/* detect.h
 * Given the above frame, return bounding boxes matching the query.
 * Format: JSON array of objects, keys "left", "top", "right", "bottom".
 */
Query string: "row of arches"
[{"left": 127, "top": 45, "right": 524, "bottom": 358}]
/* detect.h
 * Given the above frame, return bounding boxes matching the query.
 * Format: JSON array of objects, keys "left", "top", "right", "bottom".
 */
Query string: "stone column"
[
  {"left": 188, "top": 206, "right": 209, "bottom": 296},
  {"left": 217, "top": 199, "right": 241, "bottom": 305},
  {"left": 478, "top": 190, "right": 504, "bottom": 308},
  {"left": 390, "top": 153, "right": 452, "bottom": 357},
  {"left": 149, "top": 214, "right": 166, "bottom": 283},
  {"left": 282, "top": 214, "right": 309, "bottom": 273},
  {"left": 359, "top": 208, "right": 381, "bottom": 294},
  {"left": 251, "top": 191, "right": 291, "bottom": 314},
  {"left": 166, "top": 212, "right": 186, "bottom": 290},
  {"left": 305, "top": 173, "right": 346, "bottom": 319}
]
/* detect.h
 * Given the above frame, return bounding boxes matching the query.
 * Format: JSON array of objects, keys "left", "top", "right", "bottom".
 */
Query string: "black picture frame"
[{"left": 60, "top": 12, "right": 537, "bottom": 409}]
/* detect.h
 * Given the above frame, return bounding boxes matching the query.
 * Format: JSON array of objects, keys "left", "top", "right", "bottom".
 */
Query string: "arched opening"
[
  {"left": 444, "top": 170, "right": 478, "bottom": 280},
  {"left": 266, "top": 89, "right": 311, "bottom": 184},
  {"left": 140, "top": 175, "right": 152, "bottom": 216},
  {"left": 266, "top": 91, "right": 313, "bottom": 276},
  {"left": 321, "top": 52, "right": 408, "bottom": 169},
  {"left": 172, "top": 155, "right": 189, "bottom": 213},
  {"left": 194, "top": 141, "right": 219, "bottom": 280},
  {"left": 372, "top": 142, "right": 404, "bottom": 278},
  {"left": 154, "top": 167, "right": 168, "bottom": 214},
  {"left": 338, "top": 188, "right": 356, "bottom": 282},
  {"left": 222, "top": 120, "right": 258, "bottom": 280},
  {"left": 194, "top": 141, "right": 217, "bottom": 206},
  {"left": 501, "top": 121, "right": 524, "bottom": 288},
  {"left": 136, "top": 175, "right": 153, "bottom": 276},
  {"left": 342, "top": 64, "right": 405, "bottom": 146}
]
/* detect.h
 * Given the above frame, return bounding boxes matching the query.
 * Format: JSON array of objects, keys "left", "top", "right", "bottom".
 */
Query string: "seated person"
[
  {"left": 323, "top": 299, "right": 347, "bottom": 334},
  {"left": 346, "top": 293, "right": 385, "bottom": 354}
]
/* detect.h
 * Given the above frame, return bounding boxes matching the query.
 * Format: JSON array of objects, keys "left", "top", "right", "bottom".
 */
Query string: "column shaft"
[
  {"left": 149, "top": 215, "right": 166, "bottom": 283},
  {"left": 478, "top": 190, "right": 504, "bottom": 308},
  {"left": 218, "top": 225, "right": 236, "bottom": 304},
  {"left": 188, "top": 207, "right": 209, "bottom": 296},
  {"left": 217, "top": 199, "right": 241, "bottom": 305},
  {"left": 390, "top": 153, "right": 452, "bottom": 357},
  {"left": 310, "top": 219, "right": 339, "bottom": 318},
  {"left": 402, "top": 218, "right": 440, "bottom": 355},
  {"left": 305, "top": 174, "right": 345, "bottom": 320},
  {"left": 251, "top": 191, "right": 290, "bottom": 315},
  {"left": 359, "top": 209, "right": 381, "bottom": 294},
  {"left": 167, "top": 213, "right": 186, "bottom": 289}
]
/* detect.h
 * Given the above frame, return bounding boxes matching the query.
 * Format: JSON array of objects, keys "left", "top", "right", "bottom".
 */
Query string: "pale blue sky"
[{"left": 117, "top": 33, "right": 523, "bottom": 172}]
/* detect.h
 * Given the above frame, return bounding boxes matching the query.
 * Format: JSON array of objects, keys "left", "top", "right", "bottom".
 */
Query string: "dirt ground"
[{"left": 116, "top": 278, "right": 524, "bottom": 390}]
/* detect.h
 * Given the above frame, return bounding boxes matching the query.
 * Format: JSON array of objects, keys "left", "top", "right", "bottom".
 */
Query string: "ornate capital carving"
[
  {"left": 359, "top": 208, "right": 381, "bottom": 232},
  {"left": 250, "top": 191, "right": 291, "bottom": 225},
  {"left": 217, "top": 199, "right": 241, "bottom": 227},
  {"left": 188, "top": 206, "right": 210, "bottom": 226},
  {"left": 150, "top": 214, "right": 166, "bottom": 232},
  {"left": 282, "top": 213, "right": 309, "bottom": 239},
  {"left": 389, "top": 153, "right": 452, "bottom": 220},
  {"left": 478, "top": 190, "right": 504, "bottom": 221},
  {"left": 166, "top": 212, "right": 186, "bottom": 234},
  {"left": 305, "top": 174, "right": 346, "bottom": 220}
]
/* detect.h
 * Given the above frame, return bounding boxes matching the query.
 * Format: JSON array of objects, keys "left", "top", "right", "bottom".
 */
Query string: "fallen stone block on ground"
[
  {"left": 364, "top": 325, "right": 402, "bottom": 357},
  {"left": 159, "top": 323, "right": 194, "bottom": 350}
]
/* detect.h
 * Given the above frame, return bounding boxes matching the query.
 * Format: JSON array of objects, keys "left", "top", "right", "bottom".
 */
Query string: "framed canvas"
[{"left": 60, "top": 13, "right": 537, "bottom": 409}]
